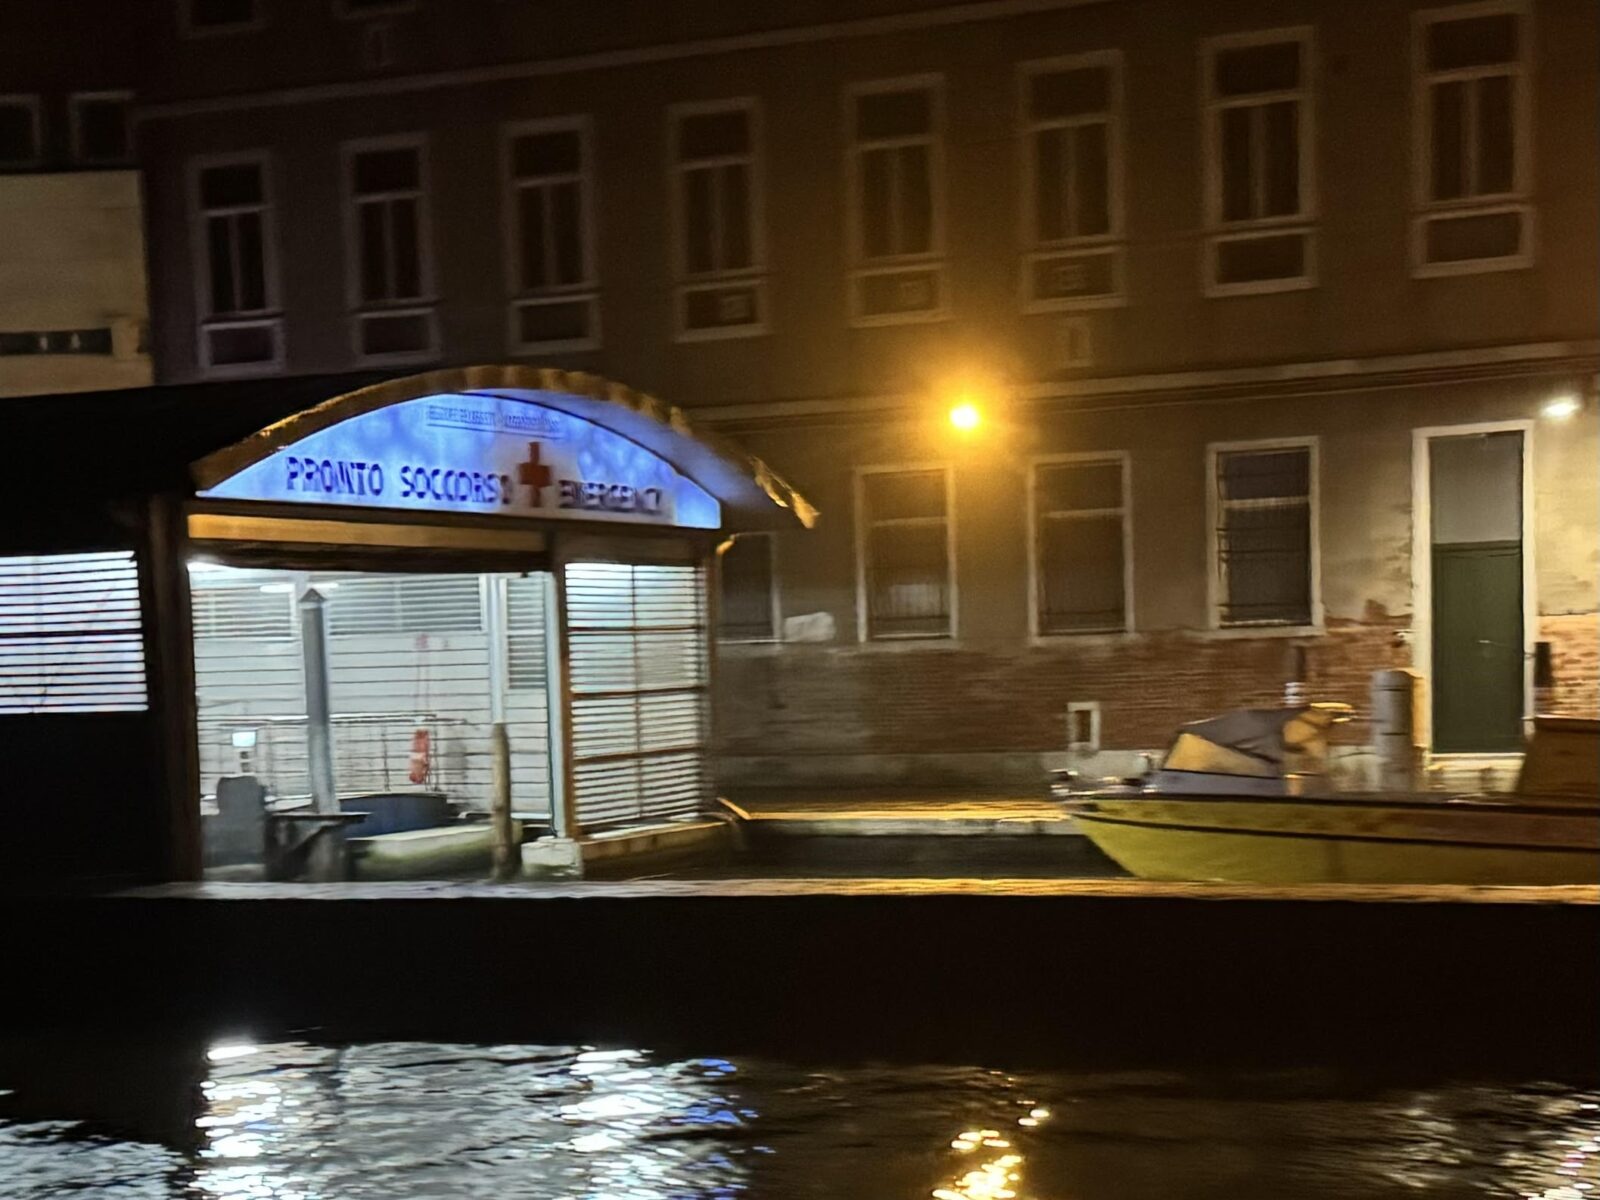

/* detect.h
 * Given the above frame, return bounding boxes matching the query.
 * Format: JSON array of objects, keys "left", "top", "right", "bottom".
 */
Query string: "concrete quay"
[{"left": 6, "top": 878, "right": 1595, "bottom": 1080}]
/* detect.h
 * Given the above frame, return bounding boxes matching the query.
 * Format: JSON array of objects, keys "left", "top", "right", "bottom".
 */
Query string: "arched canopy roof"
[{"left": 189, "top": 366, "right": 817, "bottom": 533}]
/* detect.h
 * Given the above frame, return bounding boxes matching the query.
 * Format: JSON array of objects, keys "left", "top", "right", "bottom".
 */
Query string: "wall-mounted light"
[
  {"left": 1542, "top": 394, "right": 1580, "bottom": 421},
  {"left": 948, "top": 400, "right": 981, "bottom": 432}
]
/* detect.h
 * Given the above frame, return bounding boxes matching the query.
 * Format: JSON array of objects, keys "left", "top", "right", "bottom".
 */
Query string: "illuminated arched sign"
[{"left": 198, "top": 392, "right": 721, "bottom": 529}]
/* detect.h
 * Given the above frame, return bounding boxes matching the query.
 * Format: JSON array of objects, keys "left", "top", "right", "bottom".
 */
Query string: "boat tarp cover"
[{"left": 1162, "top": 705, "right": 1351, "bottom": 777}]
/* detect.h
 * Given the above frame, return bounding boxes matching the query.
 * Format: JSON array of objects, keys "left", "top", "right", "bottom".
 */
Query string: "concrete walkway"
[{"left": 723, "top": 786, "right": 1077, "bottom": 836}]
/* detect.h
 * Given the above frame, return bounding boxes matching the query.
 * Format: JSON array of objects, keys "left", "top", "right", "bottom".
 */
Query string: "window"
[
  {"left": 70, "top": 93, "right": 132, "bottom": 164},
  {"left": 847, "top": 77, "right": 945, "bottom": 324},
  {"left": 0, "top": 95, "right": 42, "bottom": 167},
  {"left": 190, "top": 579, "right": 296, "bottom": 640},
  {"left": 1020, "top": 53, "right": 1123, "bottom": 310},
  {"left": 506, "top": 574, "right": 549, "bottom": 690},
  {"left": 344, "top": 135, "right": 437, "bottom": 362},
  {"left": 191, "top": 154, "right": 283, "bottom": 373},
  {"left": 503, "top": 118, "right": 597, "bottom": 352},
  {"left": 856, "top": 467, "right": 953, "bottom": 640},
  {"left": 1031, "top": 456, "right": 1130, "bottom": 635},
  {"left": 1201, "top": 30, "right": 1315, "bottom": 294},
  {"left": 1413, "top": 3, "right": 1531, "bottom": 274},
  {"left": 717, "top": 534, "right": 777, "bottom": 642},
  {"left": 1210, "top": 441, "right": 1318, "bottom": 629},
  {"left": 0, "top": 552, "right": 148, "bottom": 714},
  {"left": 671, "top": 100, "right": 765, "bottom": 339},
  {"left": 323, "top": 576, "right": 482, "bottom": 637},
  {"left": 182, "top": 0, "right": 262, "bottom": 35}
]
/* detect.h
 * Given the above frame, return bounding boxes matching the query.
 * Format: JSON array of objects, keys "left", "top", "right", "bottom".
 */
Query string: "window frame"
[
  {"left": 69, "top": 91, "right": 134, "bottom": 165},
  {"left": 188, "top": 149, "right": 285, "bottom": 378},
  {"left": 844, "top": 73, "right": 949, "bottom": 328},
  {"left": 668, "top": 96, "right": 768, "bottom": 343},
  {"left": 716, "top": 532, "right": 781, "bottom": 645},
  {"left": 1199, "top": 26, "right": 1318, "bottom": 297},
  {"left": 853, "top": 462, "right": 957, "bottom": 643},
  {"left": 1027, "top": 451, "right": 1134, "bottom": 639},
  {"left": 1016, "top": 51, "right": 1127, "bottom": 313},
  {"left": 179, "top": 0, "right": 266, "bottom": 37},
  {"left": 1205, "top": 436, "right": 1323, "bottom": 634},
  {"left": 0, "top": 94, "right": 43, "bottom": 169},
  {"left": 500, "top": 114, "right": 601, "bottom": 354},
  {"left": 340, "top": 131, "right": 439, "bottom": 366},
  {"left": 1409, "top": 0, "right": 1534, "bottom": 277}
]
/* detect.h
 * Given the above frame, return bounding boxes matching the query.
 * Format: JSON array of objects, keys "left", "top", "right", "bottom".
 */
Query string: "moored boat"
[{"left": 1058, "top": 710, "right": 1599, "bottom": 885}]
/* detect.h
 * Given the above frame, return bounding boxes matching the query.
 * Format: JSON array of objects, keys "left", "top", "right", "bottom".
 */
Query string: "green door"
[
  {"left": 1428, "top": 430, "right": 1525, "bottom": 754},
  {"left": 1432, "top": 542, "right": 1524, "bottom": 752}
]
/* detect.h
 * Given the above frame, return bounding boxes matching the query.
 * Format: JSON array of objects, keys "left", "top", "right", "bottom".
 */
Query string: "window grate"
[
  {"left": 1215, "top": 446, "right": 1313, "bottom": 627},
  {"left": 0, "top": 552, "right": 148, "bottom": 713}
]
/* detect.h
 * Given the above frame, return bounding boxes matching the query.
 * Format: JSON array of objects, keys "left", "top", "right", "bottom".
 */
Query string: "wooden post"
[{"left": 490, "top": 721, "right": 515, "bottom": 879}]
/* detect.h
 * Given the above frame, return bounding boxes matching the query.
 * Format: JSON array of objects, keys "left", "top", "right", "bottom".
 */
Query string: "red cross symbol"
[{"left": 517, "top": 441, "right": 553, "bottom": 506}]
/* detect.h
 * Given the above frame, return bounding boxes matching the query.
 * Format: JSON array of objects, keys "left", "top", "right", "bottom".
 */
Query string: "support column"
[
  {"left": 522, "top": 563, "right": 584, "bottom": 879},
  {"left": 143, "top": 493, "right": 201, "bottom": 882},
  {"left": 299, "top": 586, "right": 342, "bottom": 881}
]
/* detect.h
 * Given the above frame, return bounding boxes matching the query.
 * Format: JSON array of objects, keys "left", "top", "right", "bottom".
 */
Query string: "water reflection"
[
  {"left": 186, "top": 1042, "right": 753, "bottom": 1199},
  {"left": 0, "top": 1040, "right": 1597, "bottom": 1199},
  {"left": 936, "top": 1082, "right": 1052, "bottom": 1200}
]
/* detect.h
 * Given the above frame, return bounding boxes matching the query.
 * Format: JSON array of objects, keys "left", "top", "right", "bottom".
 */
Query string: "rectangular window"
[
  {"left": 1201, "top": 30, "right": 1315, "bottom": 294},
  {"left": 848, "top": 77, "right": 945, "bottom": 325},
  {"left": 1020, "top": 53, "right": 1124, "bottom": 310},
  {"left": 0, "top": 95, "right": 42, "bottom": 167},
  {"left": 182, "top": 0, "right": 262, "bottom": 35},
  {"left": 672, "top": 100, "right": 765, "bottom": 340},
  {"left": 1031, "top": 456, "right": 1129, "bottom": 635},
  {"left": 717, "top": 534, "right": 777, "bottom": 642},
  {"left": 323, "top": 575, "right": 482, "bottom": 637},
  {"left": 71, "top": 93, "right": 132, "bottom": 164},
  {"left": 1211, "top": 442, "right": 1317, "bottom": 629},
  {"left": 857, "top": 467, "right": 953, "bottom": 640},
  {"left": 192, "top": 154, "right": 283, "bottom": 374},
  {"left": 0, "top": 552, "right": 148, "bottom": 714},
  {"left": 1413, "top": 3, "right": 1531, "bottom": 274},
  {"left": 503, "top": 118, "right": 597, "bottom": 352},
  {"left": 344, "top": 135, "right": 437, "bottom": 362}
]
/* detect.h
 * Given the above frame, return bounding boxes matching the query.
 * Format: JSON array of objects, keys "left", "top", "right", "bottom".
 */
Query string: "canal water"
[{"left": 1, "top": 1038, "right": 1595, "bottom": 1198}]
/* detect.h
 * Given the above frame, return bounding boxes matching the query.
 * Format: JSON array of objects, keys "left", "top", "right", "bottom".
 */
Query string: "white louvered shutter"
[
  {"left": 190, "top": 568, "right": 552, "bottom": 820},
  {"left": 565, "top": 561, "right": 709, "bottom": 828},
  {"left": 0, "top": 552, "right": 148, "bottom": 713}
]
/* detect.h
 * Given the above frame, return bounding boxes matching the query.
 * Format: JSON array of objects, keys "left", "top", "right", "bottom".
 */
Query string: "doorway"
[{"left": 1417, "top": 426, "right": 1532, "bottom": 753}]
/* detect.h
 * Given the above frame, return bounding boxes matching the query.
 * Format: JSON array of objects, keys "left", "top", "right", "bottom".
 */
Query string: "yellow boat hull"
[{"left": 1070, "top": 797, "right": 1600, "bottom": 885}]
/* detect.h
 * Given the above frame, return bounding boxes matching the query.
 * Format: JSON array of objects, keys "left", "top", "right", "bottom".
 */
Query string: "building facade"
[
  {"left": 102, "top": 0, "right": 1600, "bottom": 782},
  {"left": 0, "top": 2, "right": 148, "bottom": 396}
]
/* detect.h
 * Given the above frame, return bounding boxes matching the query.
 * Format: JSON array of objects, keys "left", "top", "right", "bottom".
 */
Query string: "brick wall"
[
  {"left": 1540, "top": 612, "right": 1600, "bottom": 718},
  {"left": 715, "top": 610, "right": 1599, "bottom": 769},
  {"left": 714, "top": 617, "right": 1410, "bottom": 759}
]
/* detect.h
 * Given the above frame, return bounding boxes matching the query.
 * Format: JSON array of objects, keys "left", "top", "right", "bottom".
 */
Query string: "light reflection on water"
[{"left": 0, "top": 1041, "right": 1596, "bottom": 1199}]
